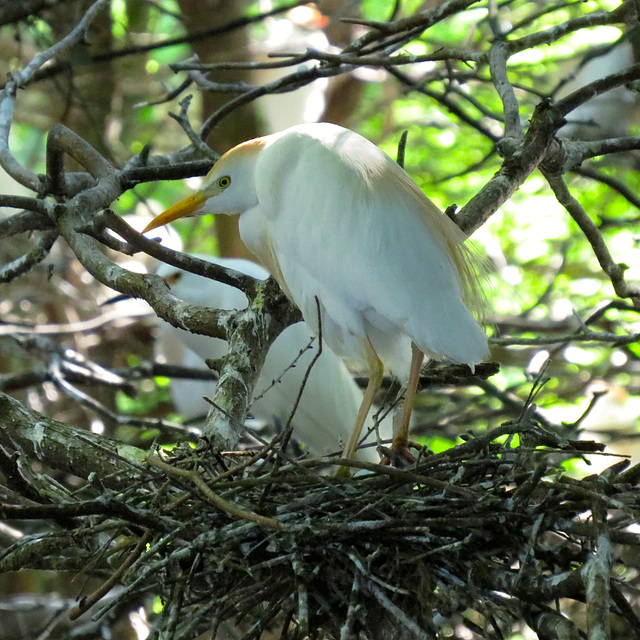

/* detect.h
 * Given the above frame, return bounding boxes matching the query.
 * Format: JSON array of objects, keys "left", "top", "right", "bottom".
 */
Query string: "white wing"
[{"left": 251, "top": 124, "right": 489, "bottom": 375}]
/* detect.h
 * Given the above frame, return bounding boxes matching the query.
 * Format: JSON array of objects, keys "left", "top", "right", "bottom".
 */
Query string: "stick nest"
[{"left": 11, "top": 418, "right": 640, "bottom": 640}]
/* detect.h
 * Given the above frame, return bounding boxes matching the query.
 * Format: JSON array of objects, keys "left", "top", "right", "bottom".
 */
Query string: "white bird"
[
  {"left": 557, "top": 39, "right": 637, "bottom": 140},
  {"left": 155, "top": 256, "right": 389, "bottom": 462},
  {"left": 251, "top": 4, "right": 330, "bottom": 132},
  {"left": 144, "top": 123, "right": 489, "bottom": 463}
]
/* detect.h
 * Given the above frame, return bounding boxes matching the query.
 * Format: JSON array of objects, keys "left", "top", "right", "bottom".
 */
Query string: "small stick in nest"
[{"left": 147, "top": 453, "right": 281, "bottom": 530}]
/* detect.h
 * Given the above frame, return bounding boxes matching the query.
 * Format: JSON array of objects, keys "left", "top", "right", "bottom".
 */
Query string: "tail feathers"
[{"left": 408, "top": 304, "right": 489, "bottom": 367}]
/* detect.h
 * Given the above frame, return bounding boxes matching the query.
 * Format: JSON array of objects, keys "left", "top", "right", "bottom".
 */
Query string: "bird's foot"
[{"left": 380, "top": 438, "right": 420, "bottom": 468}]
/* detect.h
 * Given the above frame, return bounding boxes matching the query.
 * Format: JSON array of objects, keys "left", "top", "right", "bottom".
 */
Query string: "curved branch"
[
  {"left": 489, "top": 42, "right": 523, "bottom": 145},
  {"left": 506, "top": 4, "right": 630, "bottom": 56},
  {"left": 101, "top": 210, "right": 261, "bottom": 296},
  {"left": 573, "top": 166, "right": 640, "bottom": 213},
  {"left": 543, "top": 169, "right": 640, "bottom": 308},
  {"left": 457, "top": 99, "right": 563, "bottom": 235},
  {"left": 200, "top": 62, "right": 345, "bottom": 141},
  {"left": 46, "top": 123, "right": 117, "bottom": 196},
  {"left": 0, "top": 209, "right": 54, "bottom": 238},
  {"left": 0, "top": 231, "right": 58, "bottom": 283}
]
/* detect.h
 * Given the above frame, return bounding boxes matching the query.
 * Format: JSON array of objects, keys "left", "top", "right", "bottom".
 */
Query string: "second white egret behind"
[{"left": 155, "top": 256, "right": 389, "bottom": 461}]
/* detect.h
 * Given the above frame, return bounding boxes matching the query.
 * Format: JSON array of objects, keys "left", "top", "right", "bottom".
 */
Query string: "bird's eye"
[{"left": 218, "top": 176, "right": 231, "bottom": 188}]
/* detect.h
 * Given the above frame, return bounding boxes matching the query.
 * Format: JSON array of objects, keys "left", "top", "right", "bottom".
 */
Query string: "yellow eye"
[{"left": 218, "top": 176, "right": 231, "bottom": 188}]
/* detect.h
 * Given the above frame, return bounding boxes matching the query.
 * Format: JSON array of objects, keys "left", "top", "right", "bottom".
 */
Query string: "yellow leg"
[
  {"left": 394, "top": 342, "right": 423, "bottom": 450},
  {"left": 338, "top": 343, "right": 383, "bottom": 473}
]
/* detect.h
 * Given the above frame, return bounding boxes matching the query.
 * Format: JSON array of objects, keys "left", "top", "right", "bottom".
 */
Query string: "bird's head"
[{"left": 142, "top": 138, "right": 264, "bottom": 234}]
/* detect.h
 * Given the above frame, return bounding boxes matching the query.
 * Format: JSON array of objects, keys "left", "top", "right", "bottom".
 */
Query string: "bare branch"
[
  {"left": 200, "top": 62, "right": 344, "bottom": 141},
  {"left": 0, "top": 231, "right": 58, "bottom": 283},
  {"left": 121, "top": 160, "right": 213, "bottom": 187},
  {"left": 101, "top": 210, "right": 261, "bottom": 297},
  {"left": 457, "top": 99, "right": 563, "bottom": 234},
  {"left": 582, "top": 503, "right": 613, "bottom": 640},
  {"left": 506, "top": 4, "right": 630, "bottom": 56},
  {"left": 0, "top": 0, "right": 108, "bottom": 191},
  {"left": 489, "top": 42, "right": 523, "bottom": 145},
  {"left": 580, "top": 135, "right": 640, "bottom": 162},
  {"left": 574, "top": 165, "right": 640, "bottom": 212},
  {"left": 0, "top": 195, "right": 52, "bottom": 215},
  {"left": 46, "top": 123, "right": 117, "bottom": 196},
  {"left": 172, "top": 54, "right": 312, "bottom": 72},
  {"left": 344, "top": 0, "right": 481, "bottom": 56},
  {"left": 555, "top": 62, "right": 640, "bottom": 119},
  {"left": 0, "top": 209, "right": 53, "bottom": 237},
  {"left": 543, "top": 170, "right": 640, "bottom": 308},
  {"left": 168, "top": 95, "right": 218, "bottom": 160},
  {"left": 298, "top": 47, "right": 482, "bottom": 67}
]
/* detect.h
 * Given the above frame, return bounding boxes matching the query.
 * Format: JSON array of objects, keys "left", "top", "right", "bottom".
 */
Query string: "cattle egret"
[
  {"left": 557, "top": 39, "right": 637, "bottom": 140},
  {"left": 155, "top": 256, "right": 390, "bottom": 462},
  {"left": 251, "top": 4, "right": 330, "bottom": 131},
  {"left": 143, "top": 123, "right": 489, "bottom": 463}
]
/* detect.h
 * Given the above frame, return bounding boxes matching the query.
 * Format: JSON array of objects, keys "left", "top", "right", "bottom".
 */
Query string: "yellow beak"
[{"left": 142, "top": 192, "right": 207, "bottom": 234}]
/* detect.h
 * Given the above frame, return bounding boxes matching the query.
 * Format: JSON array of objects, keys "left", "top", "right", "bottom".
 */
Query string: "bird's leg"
[
  {"left": 338, "top": 345, "right": 383, "bottom": 474},
  {"left": 393, "top": 342, "right": 423, "bottom": 455}
]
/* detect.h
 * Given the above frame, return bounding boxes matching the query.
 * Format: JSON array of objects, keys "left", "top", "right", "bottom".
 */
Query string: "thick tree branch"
[
  {"left": 0, "top": 392, "right": 146, "bottom": 489},
  {"left": 457, "top": 99, "right": 563, "bottom": 234}
]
